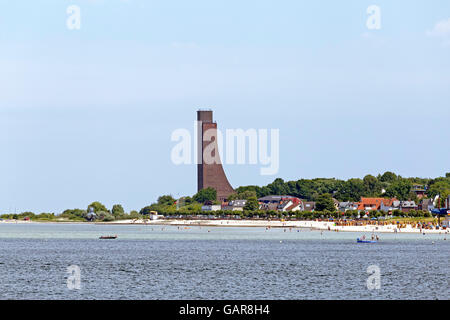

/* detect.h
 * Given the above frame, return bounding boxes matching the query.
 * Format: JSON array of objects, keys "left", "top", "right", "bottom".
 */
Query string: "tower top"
[{"left": 197, "top": 110, "right": 213, "bottom": 122}]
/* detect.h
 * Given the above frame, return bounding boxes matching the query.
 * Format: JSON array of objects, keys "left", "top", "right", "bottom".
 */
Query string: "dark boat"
[{"left": 99, "top": 235, "right": 117, "bottom": 239}]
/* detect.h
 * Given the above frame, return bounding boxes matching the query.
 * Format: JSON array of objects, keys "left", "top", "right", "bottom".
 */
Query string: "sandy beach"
[
  {"left": 107, "top": 218, "right": 449, "bottom": 234},
  {"left": 1, "top": 218, "right": 448, "bottom": 234}
]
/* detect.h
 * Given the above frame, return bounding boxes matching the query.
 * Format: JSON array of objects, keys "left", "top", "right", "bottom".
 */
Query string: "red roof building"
[{"left": 357, "top": 197, "right": 396, "bottom": 211}]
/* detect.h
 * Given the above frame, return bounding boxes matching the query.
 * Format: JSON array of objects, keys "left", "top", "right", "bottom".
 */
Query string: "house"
[
  {"left": 357, "top": 198, "right": 381, "bottom": 211},
  {"left": 400, "top": 201, "right": 417, "bottom": 213},
  {"left": 391, "top": 200, "right": 401, "bottom": 211},
  {"left": 259, "top": 195, "right": 285, "bottom": 211},
  {"left": 443, "top": 215, "right": 450, "bottom": 228},
  {"left": 258, "top": 195, "right": 302, "bottom": 212},
  {"left": 358, "top": 198, "right": 417, "bottom": 213},
  {"left": 286, "top": 198, "right": 302, "bottom": 211},
  {"left": 202, "top": 204, "right": 221, "bottom": 211},
  {"left": 411, "top": 184, "right": 426, "bottom": 199},
  {"left": 332, "top": 198, "right": 340, "bottom": 211},
  {"left": 258, "top": 195, "right": 292, "bottom": 203},
  {"left": 302, "top": 201, "right": 315, "bottom": 212},
  {"left": 202, "top": 201, "right": 221, "bottom": 211},
  {"left": 358, "top": 198, "right": 394, "bottom": 211},
  {"left": 418, "top": 199, "right": 434, "bottom": 212},
  {"left": 86, "top": 212, "right": 97, "bottom": 221},
  {"left": 222, "top": 200, "right": 247, "bottom": 211},
  {"left": 355, "top": 197, "right": 410, "bottom": 212},
  {"left": 260, "top": 202, "right": 280, "bottom": 211},
  {"left": 339, "top": 202, "right": 358, "bottom": 212},
  {"left": 149, "top": 211, "right": 164, "bottom": 220},
  {"left": 278, "top": 198, "right": 302, "bottom": 212},
  {"left": 379, "top": 199, "right": 398, "bottom": 212}
]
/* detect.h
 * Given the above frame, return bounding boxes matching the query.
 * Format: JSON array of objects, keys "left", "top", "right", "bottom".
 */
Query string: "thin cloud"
[{"left": 427, "top": 18, "right": 450, "bottom": 38}]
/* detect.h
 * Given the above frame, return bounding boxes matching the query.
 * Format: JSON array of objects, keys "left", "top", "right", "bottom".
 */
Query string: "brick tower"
[{"left": 197, "top": 110, "right": 234, "bottom": 202}]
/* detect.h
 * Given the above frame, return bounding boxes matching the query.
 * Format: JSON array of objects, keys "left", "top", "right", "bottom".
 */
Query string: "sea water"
[{"left": 0, "top": 223, "right": 448, "bottom": 299}]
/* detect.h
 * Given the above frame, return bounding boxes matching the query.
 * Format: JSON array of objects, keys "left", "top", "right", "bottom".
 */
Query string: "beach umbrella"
[
  {"left": 431, "top": 208, "right": 450, "bottom": 225},
  {"left": 431, "top": 208, "right": 449, "bottom": 215}
]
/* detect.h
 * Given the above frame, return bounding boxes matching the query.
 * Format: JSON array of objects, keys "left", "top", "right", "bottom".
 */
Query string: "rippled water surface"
[{"left": 0, "top": 223, "right": 448, "bottom": 299}]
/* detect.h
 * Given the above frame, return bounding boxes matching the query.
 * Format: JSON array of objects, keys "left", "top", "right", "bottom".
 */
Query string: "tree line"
[
  {"left": 235, "top": 172, "right": 450, "bottom": 204},
  {"left": 1, "top": 172, "right": 448, "bottom": 221}
]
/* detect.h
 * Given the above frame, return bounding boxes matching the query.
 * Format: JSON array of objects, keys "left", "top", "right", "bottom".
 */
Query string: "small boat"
[
  {"left": 99, "top": 235, "right": 117, "bottom": 239},
  {"left": 357, "top": 238, "right": 377, "bottom": 243}
]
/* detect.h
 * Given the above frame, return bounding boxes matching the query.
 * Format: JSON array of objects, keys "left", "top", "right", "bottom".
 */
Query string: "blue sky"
[{"left": 1, "top": 0, "right": 449, "bottom": 213}]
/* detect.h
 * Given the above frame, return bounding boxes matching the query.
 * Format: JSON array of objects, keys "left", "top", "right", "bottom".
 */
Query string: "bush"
[
  {"left": 96, "top": 211, "right": 115, "bottom": 221},
  {"left": 19, "top": 212, "right": 35, "bottom": 219},
  {"left": 36, "top": 213, "right": 56, "bottom": 220},
  {"left": 129, "top": 211, "right": 141, "bottom": 219},
  {"left": 61, "top": 209, "right": 87, "bottom": 219},
  {"left": 102, "top": 215, "right": 115, "bottom": 222}
]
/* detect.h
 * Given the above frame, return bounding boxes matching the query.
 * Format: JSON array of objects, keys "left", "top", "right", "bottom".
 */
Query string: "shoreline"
[
  {"left": 130, "top": 219, "right": 449, "bottom": 234},
  {"left": 2, "top": 218, "right": 447, "bottom": 234}
]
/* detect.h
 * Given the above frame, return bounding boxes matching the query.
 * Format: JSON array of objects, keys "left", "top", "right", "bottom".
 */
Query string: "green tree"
[
  {"left": 226, "top": 193, "right": 238, "bottom": 201},
  {"left": 234, "top": 185, "right": 263, "bottom": 197},
  {"left": 129, "top": 210, "right": 140, "bottom": 219},
  {"left": 427, "top": 179, "right": 450, "bottom": 199},
  {"left": 335, "top": 178, "right": 366, "bottom": 201},
  {"left": 193, "top": 187, "right": 217, "bottom": 203},
  {"left": 140, "top": 206, "right": 155, "bottom": 215},
  {"left": 243, "top": 196, "right": 259, "bottom": 211},
  {"left": 385, "top": 180, "right": 412, "bottom": 200},
  {"left": 228, "top": 190, "right": 257, "bottom": 201},
  {"left": 267, "top": 178, "right": 289, "bottom": 195},
  {"left": 20, "top": 211, "right": 35, "bottom": 219},
  {"left": 87, "top": 201, "right": 109, "bottom": 213},
  {"left": 157, "top": 195, "right": 176, "bottom": 206},
  {"left": 380, "top": 171, "right": 398, "bottom": 183},
  {"left": 408, "top": 191, "right": 418, "bottom": 203},
  {"left": 315, "top": 193, "right": 336, "bottom": 212},
  {"left": 183, "top": 196, "right": 193, "bottom": 205},
  {"left": 111, "top": 204, "right": 125, "bottom": 217},
  {"left": 61, "top": 208, "right": 87, "bottom": 219},
  {"left": 363, "top": 174, "right": 380, "bottom": 196}
]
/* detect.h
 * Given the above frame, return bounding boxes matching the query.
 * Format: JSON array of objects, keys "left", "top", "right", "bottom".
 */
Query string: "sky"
[{"left": 1, "top": 0, "right": 449, "bottom": 213}]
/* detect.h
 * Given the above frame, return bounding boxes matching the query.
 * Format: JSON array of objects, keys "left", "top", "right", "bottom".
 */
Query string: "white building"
[
  {"left": 222, "top": 200, "right": 247, "bottom": 211},
  {"left": 201, "top": 204, "right": 222, "bottom": 212}
]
